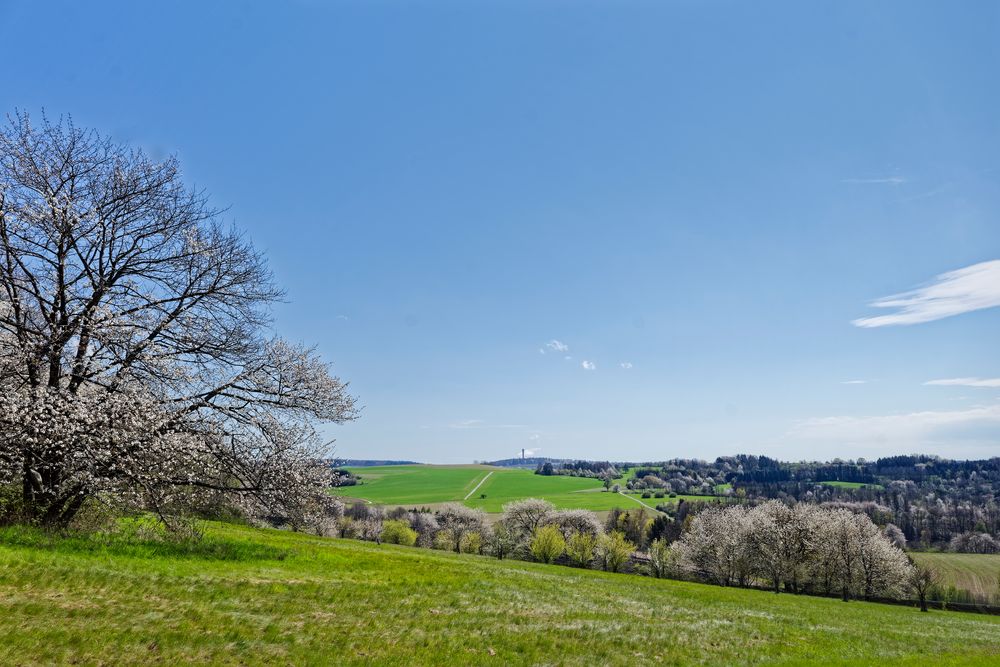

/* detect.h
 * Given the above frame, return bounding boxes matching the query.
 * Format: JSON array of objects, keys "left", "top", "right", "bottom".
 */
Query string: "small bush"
[
  {"left": 381, "top": 520, "right": 418, "bottom": 546},
  {"left": 596, "top": 531, "right": 635, "bottom": 573},
  {"left": 654, "top": 490, "right": 665, "bottom": 499},
  {"left": 530, "top": 525, "right": 566, "bottom": 564},
  {"left": 566, "top": 531, "right": 597, "bottom": 568},
  {"left": 641, "top": 491, "right": 652, "bottom": 499},
  {"left": 433, "top": 529, "right": 455, "bottom": 551},
  {"left": 460, "top": 531, "right": 483, "bottom": 554},
  {"left": 646, "top": 538, "right": 675, "bottom": 578}
]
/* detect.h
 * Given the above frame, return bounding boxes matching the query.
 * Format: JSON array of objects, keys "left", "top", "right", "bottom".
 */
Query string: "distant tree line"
[
  {"left": 535, "top": 460, "right": 618, "bottom": 479},
  {"left": 538, "top": 454, "right": 1000, "bottom": 551}
]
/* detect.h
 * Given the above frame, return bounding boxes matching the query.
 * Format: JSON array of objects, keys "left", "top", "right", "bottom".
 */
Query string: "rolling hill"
[
  {"left": 911, "top": 552, "right": 1000, "bottom": 605},
  {"left": 1, "top": 522, "right": 997, "bottom": 665},
  {"left": 332, "top": 464, "right": 718, "bottom": 513}
]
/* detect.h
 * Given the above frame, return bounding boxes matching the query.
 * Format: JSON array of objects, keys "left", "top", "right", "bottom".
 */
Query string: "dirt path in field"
[
  {"left": 618, "top": 490, "right": 663, "bottom": 512},
  {"left": 463, "top": 471, "right": 494, "bottom": 500}
]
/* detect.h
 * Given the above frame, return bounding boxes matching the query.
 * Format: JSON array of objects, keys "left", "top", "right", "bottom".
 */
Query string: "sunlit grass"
[
  {"left": 912, "top": 551, "right": 1000, "bottom": 603},
  {"left": 2, "top": 521, "right": 998, "bottom": 665},
  {"left": 333, "top": 464, "right": 724, "bottom": 513}
]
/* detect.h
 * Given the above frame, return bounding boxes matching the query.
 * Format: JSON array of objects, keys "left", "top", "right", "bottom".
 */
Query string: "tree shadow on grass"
[{"left": 0, "top": 521, "right": 293, "bottom": 562}]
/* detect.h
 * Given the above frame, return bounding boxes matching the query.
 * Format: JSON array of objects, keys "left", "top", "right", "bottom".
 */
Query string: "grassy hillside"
[
  {"left": 334, "top": 464, "right": 720, "bottom": 513},
  {"left": 911, "top": 552, "right": 1000, "bottom": 603},
  {"left": 2, "top": 522, "right": 999, "bottom": 665},
  {"left": 333, "top": 464, "right": 498, "bottom": 504},
  {"left": 819, "top": 481, "right": 884, "bottom": 490}
]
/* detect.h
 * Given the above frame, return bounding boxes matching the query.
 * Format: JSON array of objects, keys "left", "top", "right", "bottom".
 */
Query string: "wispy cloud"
[
  {"left": 545, "top": 339, "right": 569, "bottom": 353},
  {"left": 925, "top": 377, "right": 1000, "bottom": 388},
  {"left": 841, "top": 176, "right": 907, "bottom": 185},
  {"left": 789, "top": 404, "right": 1000, "bottom": 448},
  {"left": 581, "top": 360, "right": 596, "bottom": 371},
  {"left": 448, "top": 419, "right": 526, "bottom": 430},
  {"left": 620, "top": 361, "right": 633, "bottom": 369},
  {"left": 841, "top": 379, "right": 867, "bottom": 385},
  {"left": 853, "top": 260, "right": 1000, "bottom": 327}
]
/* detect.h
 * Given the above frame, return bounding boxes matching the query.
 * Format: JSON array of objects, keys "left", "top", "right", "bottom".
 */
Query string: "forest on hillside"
[{"left": 539, "top": 455, "right": 1000, "bottom": 551}]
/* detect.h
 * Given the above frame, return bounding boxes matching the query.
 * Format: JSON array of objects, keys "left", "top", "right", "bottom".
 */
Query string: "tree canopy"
[{"left": 0, "top": 112, "right": 358, "bottom": 527}]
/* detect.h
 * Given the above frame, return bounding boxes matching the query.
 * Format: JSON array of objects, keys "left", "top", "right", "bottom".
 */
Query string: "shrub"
[
  {"left": 460, "top": 531, "right": 483, "bottom": 554},
  {"left": 335, "top": 517, "right": 357, "bottom": 538},
  {"left": 486, "top": 521, "right": 518, "bottom": 560},
  {"left": 641, "top": 491, "right": 652, "bottom": 499},
  {"left": 566, "top": 531, "right": 598, "bottom": 568},
  {"left": 436, "top": 504, "right": 488, "bottom": 553},
  {"left": 433, "top": 529, "right": 455, "bottom": 551},
  {"left": 596, "top": 531, "right": 634, "bottom": 573},
  {"left": 530, "top": 525, "right": 566, "bottom": 564},
  {"left": 654, "top": 490, "right": 665, "bottom": 499},
  {"left": 407, "top": 511, "right": 439, "bottom": 548},
  {"left": 381, "top": 520, "right": 418, "bottom": 546},
  {"left": 647, "top": 538, "right": 675, "bottom": 578}
]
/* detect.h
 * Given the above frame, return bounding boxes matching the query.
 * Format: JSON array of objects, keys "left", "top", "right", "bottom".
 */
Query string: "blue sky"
[{"left": 3, "top": 1, "right": 998, "bottom": 463}]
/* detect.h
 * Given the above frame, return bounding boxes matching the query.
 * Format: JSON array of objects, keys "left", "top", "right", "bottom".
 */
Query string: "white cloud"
[
  {"left": 564, "top": 355, "right": 573, "bottom": 361},
  {"left": 581, "top": 360, "right": 596, "bottom": 370},
  {"left": 449, "top": 419, "right": 526, "bottom": 430},
  {"left": 546, "top": 339, "right": 569, "bottom": 353},
  {"left": 853, "top": 260, "right": 1000, "bottom": 327},
  {"left": 842, "top": 379, "right": 867, "bottom": 385},
  {"left": 620, "top": 362, "right": 633, "bottom": 369},
  {"left": 841, "top": 176, "right": 907, "bottom": 185},
  {"left": 925, "top": 377, "right": 1000, "bottom": 388},
  {"left": 788, "top": 404, "right": 1000, "bottom": 449}
]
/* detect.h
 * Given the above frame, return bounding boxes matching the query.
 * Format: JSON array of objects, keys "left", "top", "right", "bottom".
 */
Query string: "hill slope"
[
  {"left": 333, "top": 464, "right": 716, "bottom": 512},
  {"left": 912, "top": 551, "right": 1000, "bottom": 604},
  {"left": 1, "top": 523, "right": 998, "bottom": 665}
]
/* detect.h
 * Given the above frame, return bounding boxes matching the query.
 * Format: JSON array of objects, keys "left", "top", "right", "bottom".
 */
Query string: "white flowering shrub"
[
  {"left": 0, "top": 113, "right": 357, "bottom": 528},
  {"left": 673, "top": 501, "right": 915, "bottom": 600}
]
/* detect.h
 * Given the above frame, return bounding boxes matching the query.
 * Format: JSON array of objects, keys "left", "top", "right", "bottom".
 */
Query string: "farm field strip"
[
  {"left": 463, "top": 471, "right": 494, "bottom": 500},
  {"left": 334, "top": 464, "right": 729, "bottom": 513},
  {"left": 911, "top": 552, "right": 1000, "bottom": 602}
]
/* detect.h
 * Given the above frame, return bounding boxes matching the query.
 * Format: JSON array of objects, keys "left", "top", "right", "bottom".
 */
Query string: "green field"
[
  {"left": 819, "top": 481, "right": 884, "bottom": 490},
  {"left": 911, "top": 552, "right": 1000, "bottom": 603},
  {"left": 334, "top": 465, "right": 722, "bottom": 513},
  {"left": 333, "top": 464, "right": 498, "bottom": 504},
  {"left": 1, "top": 522, "right": 998, "bottom": 665}
]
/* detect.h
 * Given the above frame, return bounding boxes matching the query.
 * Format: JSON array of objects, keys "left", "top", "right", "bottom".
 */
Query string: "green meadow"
[
  {"left": 1, "top": 521, "right": 998, "bottom": 666},
  {"left": 911, "top": 552, "right": 1000, "bottom": 603},
  {"left": 819, "top": 481, "right": 885, "bottom": 490},
  {"left": 333, "top": 465, "right": 722, "bottom": 513}
]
